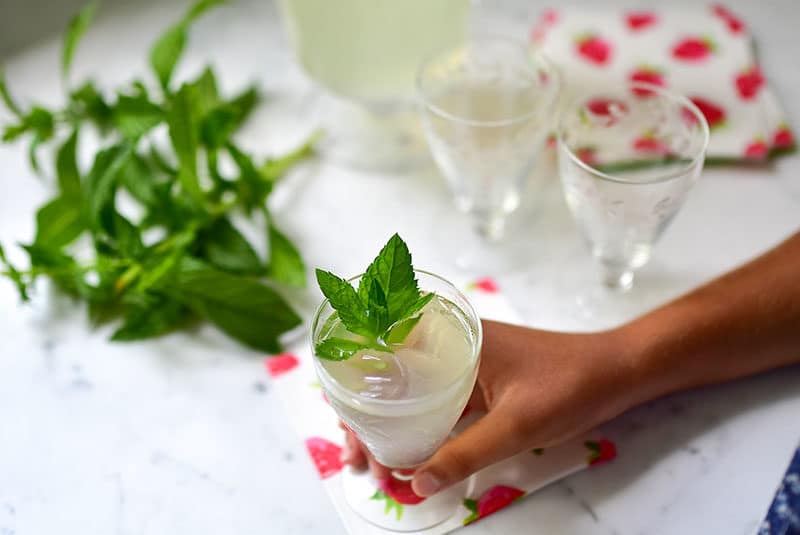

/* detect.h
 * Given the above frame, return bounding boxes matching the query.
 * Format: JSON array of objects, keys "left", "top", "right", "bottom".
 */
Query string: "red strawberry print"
[
  {"left": 711, "top": 4, "right": 745, "bottom": 34},
  {"left": 576, "top": 147, "right": 598, "bottom": 166},
  {"left": 541, "top": 8, "right": 558, "bottom": 26},
  {"left": 530, "top": 27, "right": 547, "bottom": 44},
  {"left": 672, "top": 37, "right": 715, "bottom": 61},
  {"left": 265, "top": 353, "right": 299, "bottom": 378},
  {"left": 773, "top": 125, "right": 795, "bottom": 149},
  {"left": 463, "top": 485, "right": 526, "bottom": 525},
  {"left": 546, "top": 133, "right": 556, "bottom": 149},
  {"left": 735, "top": 66, "right": 765, "bottom": 100},
  {"left": 586, "top": 98, "right": 628, "bottom": 117},
  {"left": 586, "top": 439, "right": 617, "bottom": 466},
  {"left": 744, "top": 138, "right": 769, "bottom": 159},
  {"left": 471, "top": 277, "right": 499, "bottom": 293},
  {"left": 305, "top": 437, "right": 343, "bottom": 479},
  {"left": 625, "top": 11, "right": 657, "bottom": 31},
  {"left": 633, "top": 136, "right": 671, "bottom": 155},
  {"left": 371, "top": 478, "right": 426, "bottom": 520},
  {"left": 629, "top": 66, "right": 666, "bottom": 96},
  {"left": 378, "top": 477, "right": 426, "bottom": 505},
  {"left": 688, "top": 97, "right": 726, "bottom": 129},
  {"left": 530, "top": 8, "right": 558, "bottom": 43},
  {"left": 575, "top": 34, "right": 612, "bottom": 66}
]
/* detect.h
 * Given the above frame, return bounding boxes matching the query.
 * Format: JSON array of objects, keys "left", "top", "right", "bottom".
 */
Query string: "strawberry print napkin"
[
  {"left": 266, "top": 277, "right": 617, "bottom": 534},
  {"left": 532, "top": 4, "right": 796, "bottom": 163}
]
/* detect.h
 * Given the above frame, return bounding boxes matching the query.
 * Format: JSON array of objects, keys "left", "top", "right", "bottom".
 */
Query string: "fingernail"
[{"left": 413, "top": 471, "right": 442, "bottom": 497}]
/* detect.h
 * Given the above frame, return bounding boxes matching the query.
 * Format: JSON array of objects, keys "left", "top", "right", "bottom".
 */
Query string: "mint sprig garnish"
[{"left": 315, "top": 234, "right": 433, "bottom": 361}]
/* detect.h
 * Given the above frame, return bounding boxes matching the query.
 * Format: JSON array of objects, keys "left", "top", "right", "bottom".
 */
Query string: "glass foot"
[{"left": 340, "top": 468, "right": 472, "bottom": 532}]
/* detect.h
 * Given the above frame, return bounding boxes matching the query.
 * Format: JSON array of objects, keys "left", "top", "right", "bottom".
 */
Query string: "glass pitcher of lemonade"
[{"left": 279, "top": 0, "right": 471, "bottom": 170}]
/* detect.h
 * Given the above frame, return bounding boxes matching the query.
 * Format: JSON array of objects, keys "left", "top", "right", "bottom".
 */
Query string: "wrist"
[{"left": 601, "top": 323, "right": 662, "bottom": 416}]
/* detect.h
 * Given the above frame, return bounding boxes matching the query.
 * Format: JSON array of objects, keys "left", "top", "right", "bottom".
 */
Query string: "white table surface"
[{"left": 1, "top": 1, "right": 799, "bottom": 534}]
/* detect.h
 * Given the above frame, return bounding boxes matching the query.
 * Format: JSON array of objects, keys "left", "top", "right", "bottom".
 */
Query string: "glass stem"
[
  {"left": 473, "top": 212, "right": 506, "bottom": 242},
  {"left": 600, "top": 263, "right": 634, "bottom": 292}
]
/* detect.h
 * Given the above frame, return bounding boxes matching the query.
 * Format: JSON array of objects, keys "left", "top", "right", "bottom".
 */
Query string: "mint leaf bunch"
[
  {"left": 0, "top": 0, "right": 317, "bottom": 352},
  {"left": 315, "top": 234, "right": 434, "bottom": 361}
]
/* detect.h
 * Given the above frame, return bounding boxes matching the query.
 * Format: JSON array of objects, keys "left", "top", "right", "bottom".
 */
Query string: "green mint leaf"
[
  {"left": 150, "top": 23, "right": 187, "bottom": 90},
  {"left": 199, "top": 105, "right": 238, "bottom": 149},
  {"left": 315, "top": 268, "right": 373, "bottom": 339},
  {"left": 26, "top": 106, "right": 55, "bottom": 141},
  {"left": 186, "top": 0, "right": 228, "bottom": 21},
  {"left": 95, "top": 208, "right": 145, "bottom": 258},
  {"left": 62, "top": 0, "right": 98, "bottom": 79},
  {"left": 22, "top": 243, "right": 85, "bottom": 297},
  {"left": 365, "top": 277, "right": 389, "bottom": 335},
  {"left": 315, "top": 338, "right": 367, "bottom": 361},
  {"left": 199, "top": 216, "right": 263, "bottom": 275},
  {"left": 148, "top": 144, "right": 178, "bottom": 176},
  {"left": 358, "top": 233, "right": 419, "bottom": 326},
  {"left": 0, "top": 69, "right": 22, "bottom": 117},
  {"left": 56, "top": 129, "right": 82, "bottom": 197},
  {"left": 226, "top": 85, "right": 259, "bottom": 128},
  {"left": 134, "top": 247, "right": 187, "bottom": 294},
  {"left": 114, "top": 93, "right": 164, "bottom": 140},
  {"left": 70, "top": 81, "right": 113, "bottom": 131},
  {"left": 85, "top": 144, "right": 133, "bottom": 224},
  {"left": 2, "top": 122, "right": 28, "bottom": 142},
  {"left": 167, "top": 84, "right": 205, "bottom": 204},
  {"left": 111, "top": 298, "right": 189, "bottom": 341},
  {"left": 0, "top": 243, "right": 29, "bottom": 301},
  {"left": 205, "top": 148, "right": 226, "bottom": 191},
  {"left": 149, "top": 0, "right": 227, "bottom": 91},
  {"left": 33, "top": 195, "right": 86, "bottom": 248},
  {"left": 28, "top": 134, "right": 43, "bottom": 174},
  {"left": 227, "top": 142, "right": 271, "bottom": 213},
  {"left": 267, "top": 218, "right": 306, "bottom": 288},
  {"left": 22, "top": 242, "right": 75, "bottom": 268},
  {"left": 260, "top": 130, "right": 319, "bottom": 181},
  {"left": 385, "top": 314, "right": 422, "bottom": 345},
  {"left": 171, "top": 256, "right": 301, "bottom": 353},
  {"left": 167, "top": 84, "right": 198, "bottom": 172},
  {"left": 399, "top": 292, "right": 434, "bottom": 322},
  {"left": 186, "top": 66, "right": 220, "bottom": 119},
  {"left": 118, "top": 153, "right": 160, "bottom": 209}
]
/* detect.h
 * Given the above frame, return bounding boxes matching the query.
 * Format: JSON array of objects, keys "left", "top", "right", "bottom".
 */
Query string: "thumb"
[{"left": 411, "top": 405, "right": 525, "bottom": 497}]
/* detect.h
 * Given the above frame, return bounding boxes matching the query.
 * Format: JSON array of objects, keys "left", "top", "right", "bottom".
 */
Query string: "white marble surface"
[{"left": 1, "top": 1, "right": 799, "bottom": 534}]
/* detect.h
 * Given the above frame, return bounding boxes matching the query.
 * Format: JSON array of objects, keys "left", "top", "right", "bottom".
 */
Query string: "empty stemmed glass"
[
  {"left": 556, "top": 81, "right": 709, "bottom": 322},
  {"left": 417, "top": 37, "right": 559, "bottom": 271}
]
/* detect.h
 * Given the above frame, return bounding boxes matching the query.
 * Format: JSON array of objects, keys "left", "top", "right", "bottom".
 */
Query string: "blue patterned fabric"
[{"left": 759, "top": 445, "right": 800, "bottom": 535}]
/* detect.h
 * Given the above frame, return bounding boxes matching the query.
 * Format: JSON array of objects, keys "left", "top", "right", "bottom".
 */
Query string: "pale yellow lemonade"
[
  {"left": 316, "top": 294, "right": 479, "bottom": 468},
  {"left": 278, "top": 0, "right": 470, "bottom": 102}
]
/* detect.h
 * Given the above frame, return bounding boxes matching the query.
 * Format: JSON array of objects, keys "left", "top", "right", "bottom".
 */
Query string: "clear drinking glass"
[
  {"left": 417, "top": 37, "right": 559, "bottom": 270},
  {"left": 556, "top": 81, "right": 709, "bottom": 316},
  {"left": 311, "top": 271, "right": 482, "bottom": 532},
  {"left": 278, "top": 0, "right": 470, "bottom": 172}
]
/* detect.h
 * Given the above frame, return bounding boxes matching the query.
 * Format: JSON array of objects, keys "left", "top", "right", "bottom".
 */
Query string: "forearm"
[{"left": 619, "top": 231, "right": 800, "bottom": 406}]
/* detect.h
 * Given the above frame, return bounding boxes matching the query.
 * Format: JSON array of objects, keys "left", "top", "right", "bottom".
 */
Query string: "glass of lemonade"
[
  {"left": 279, "top": 0, "right": 470, "bottom": 171},
  {"left": 311, "top": 271, "right": 482, "bottom": 531},
  {"left": 556, "top": 81, "right": 709, "bottom": 323},
  {"left": 417, "top": 37, "right": 559, "bottom": 270}
]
